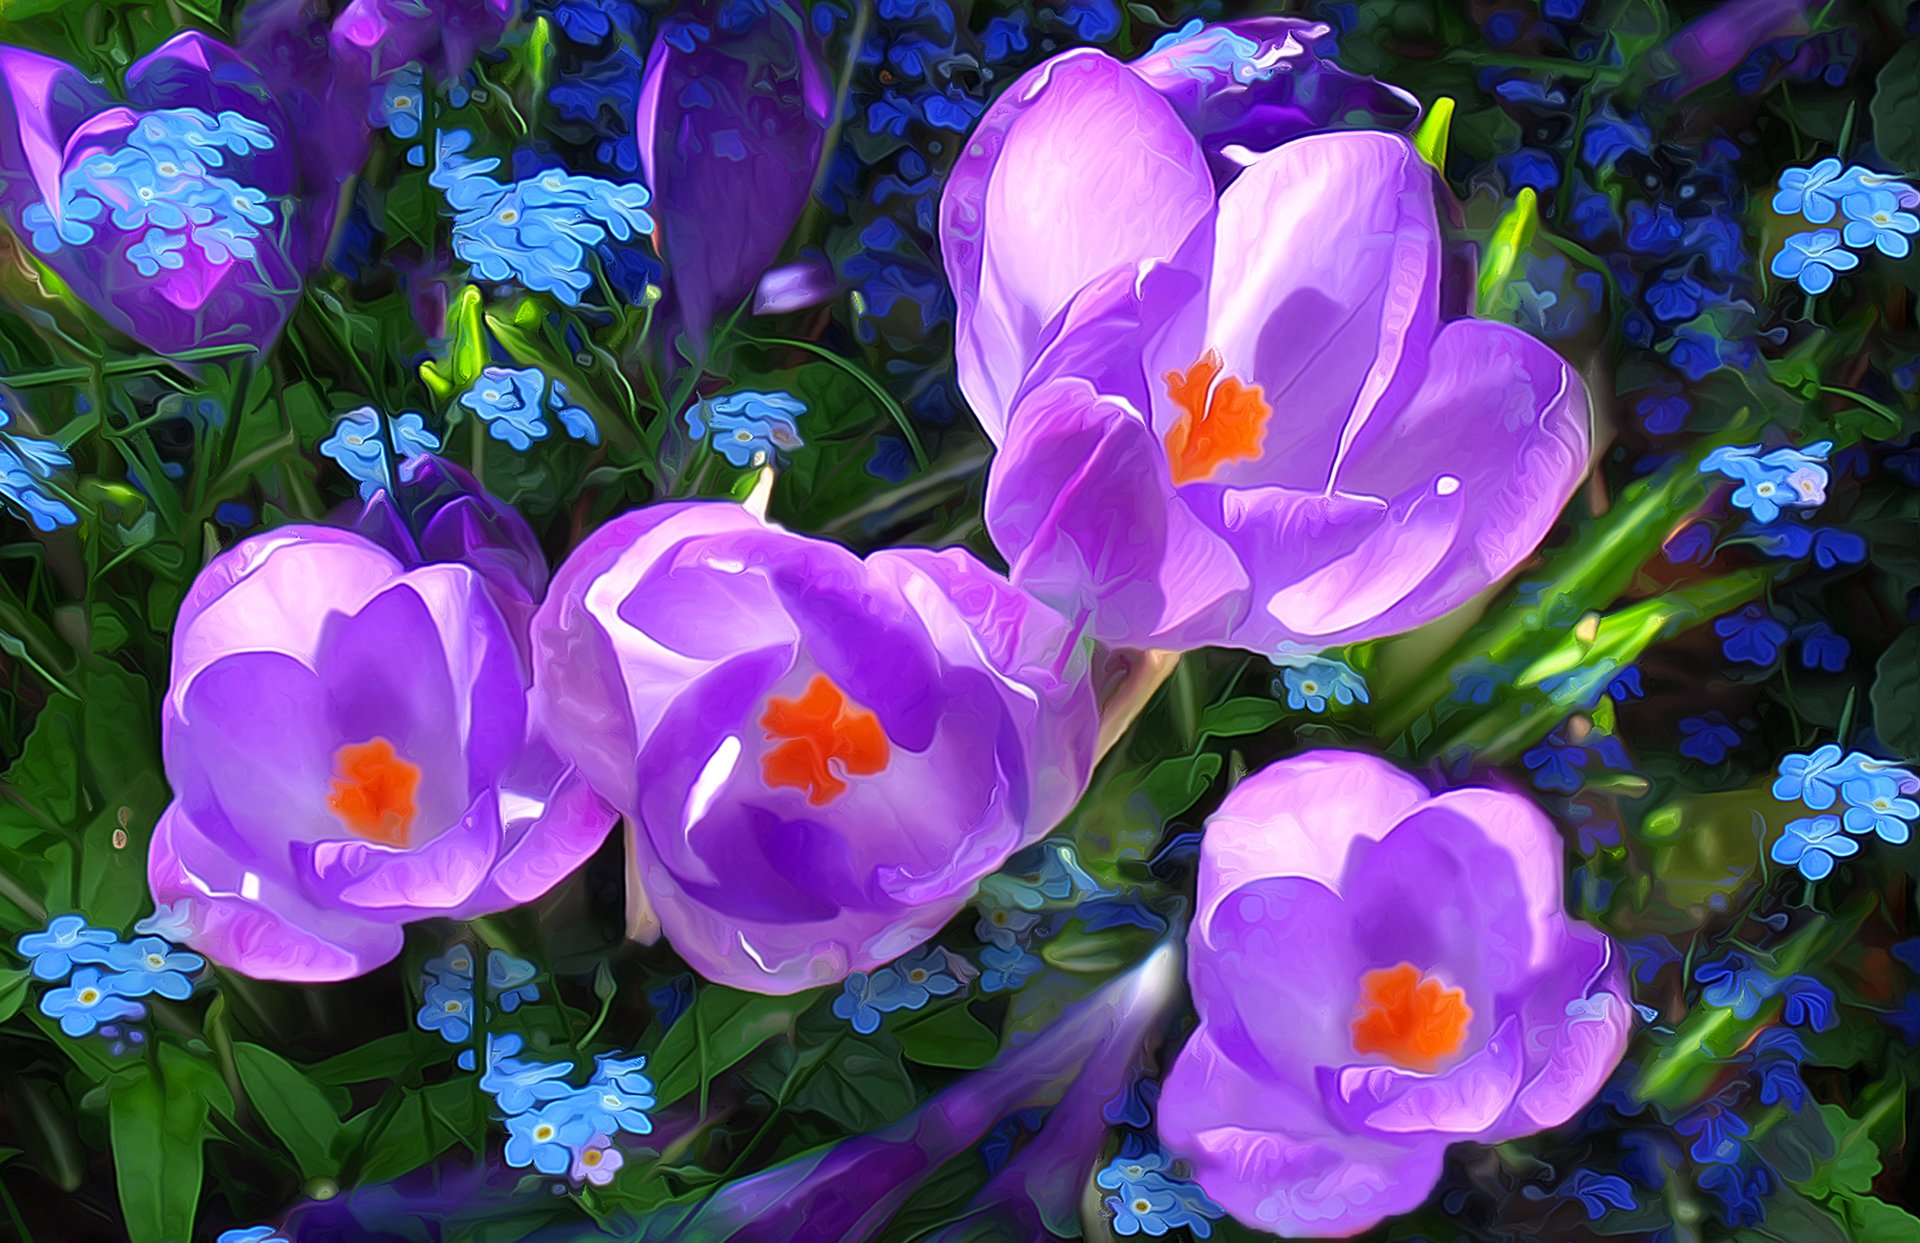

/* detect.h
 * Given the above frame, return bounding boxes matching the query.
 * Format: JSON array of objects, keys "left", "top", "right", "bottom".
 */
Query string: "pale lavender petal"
[{"left": 942, "top": 49, "right": 1213, "bottom": 440}]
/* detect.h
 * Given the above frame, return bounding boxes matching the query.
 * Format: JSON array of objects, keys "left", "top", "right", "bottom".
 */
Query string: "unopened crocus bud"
[{"left": 635, "top": 2, "right": 830, "bottom": 357}]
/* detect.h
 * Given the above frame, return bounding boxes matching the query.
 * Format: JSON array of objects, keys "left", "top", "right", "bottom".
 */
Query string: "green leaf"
[
  {"left": 789, "top": 1036, "right": 916, "bottom": 1132},
  {"left": 347, "top": 1080, "right": 481, "bottom": 1186},
  {"left": 1196, "top": 697, "right": 1284, "bottom": 741},
  {"left": 650, "top": 985, "right": 808, "bottom": 1109},
  {"left": 1871, "top": 42, "right": 1920, "bottom": 176},
  {"left": 1826, "top": 1192, "right": 1920, "bottom": 1240},
  {"left": 892, "top": 1004, "right": 1000, "bottom": 1070},
  {"left": 1138, "top": 752, "right": 1222, "bottom": 818},
  {"left": 234, "top": 1043, "right": 345, "bottom": 1181},
  {"left": 309, "top": 1033, "right": 423, "bottom": 1086},
  {"left": 109, "top": 1053, "right": 213, "bottom": 1243},
  {"left": 0, "top": 968, "right": 27, "bottom": 1023},
  {"left": 1414, "top": 95, "right": 1454, "bottom": 170},
  {"left": 1871, "top": 626, "right": 1920, "bottom": 762}
]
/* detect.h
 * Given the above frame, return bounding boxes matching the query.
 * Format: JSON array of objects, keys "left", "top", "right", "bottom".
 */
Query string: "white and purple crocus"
[
  {"left": 527, "top": 501, "right": 1098, "bottom": 993},
  {"left": 1158, "top": 752, "right": 1631, "bottom": 1237},
  {"left": 940, "top": 20, "right": 1592, "bottom": 653},
  {"left": 150, "top": 463, "right": 615, "bottom": 980}
]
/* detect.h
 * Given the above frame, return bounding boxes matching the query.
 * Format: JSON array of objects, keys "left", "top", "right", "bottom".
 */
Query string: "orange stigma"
[
  {"left": 1162, "top": 349, "right": 1271, "bottom": 485},
  {"left": 326, "top": 738, "right": 421, "bottom": 846},
  {"left": 1350, "top": 962, "right": 1472, "bottom": 1072},
  {"left": 759, "top": 675, "right": 891, "bottom": 805}
]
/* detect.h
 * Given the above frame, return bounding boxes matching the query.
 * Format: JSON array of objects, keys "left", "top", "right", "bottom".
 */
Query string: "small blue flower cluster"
[
  {"left": 216, "top": 1227, "right": 289, "bottom": 1243},
  {"left": 1097, "top": 1132, "right": 1224, "bottom": 1236},
  {"left": 15, "top": 910, "right": 204, "bottom": 1040},
  {"left": 371, "top": 65, "right": 426, "bottom": 140},
  {"left": 0, "top": 391, "right": 79, "bottom": 530},
  {"left": 1274, "top": 655, "right": 1369, "bottom": 714},
  {"left": 457, "top": 366, "right": 598, "bottom": 450},
  {"left": 21, "top": 107, "right": 279, "bottom": 276},
  {"left": 832, "top": 944, "right": 967, "bottom": 1033},
  {"left": 684, "top": 390, "right": 806, "bottom": 468},
  {"left": 1522, "top": 728, "right": 1632, "bottom": 795},
  {"left": 415, "top": 944, "right": 542, "bottom": 1047},
  {"left": 1695, "top": 950, "right": 1836, "bottom": 1029},
  {"left": 320, "top": 406, "right": 442, "bottom": 500},
  {"left": 1770, "top": 160, "right": 1919, "bottom": 294},
  {"left": 431, "top": 131, "right": 655, "bottom": 306},
  {"left": 476, "top": 1033, "right": 653, "bottom": 1184},
  {"left": 1700, "top": 441, "right": 1830, "bottom": 524},
  {"left": 1770, "top": 745, "right": 1919, "bottom": 879}
]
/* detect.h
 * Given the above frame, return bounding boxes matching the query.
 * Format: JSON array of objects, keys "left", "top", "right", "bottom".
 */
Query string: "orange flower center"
[
  {"left": 1162, "top": 349, "right": 1271, "bottom": 485},
  {"left": 326, "top": 737, "right": 421, "bottom": 846},
  {"left": 759, "top": 675, "right": 891, "bottom": 805},
  {"left": 1349, "top": 962, "right": 1472, "bottom": 1072}
]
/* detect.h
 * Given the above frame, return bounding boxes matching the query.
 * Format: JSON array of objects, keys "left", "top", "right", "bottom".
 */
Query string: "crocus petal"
[
  {"left": 1322, "top": 1015, "right": 1527, "bottom": 1136},
  {"left": 1144, "top": 130, "right": 1443, "bottom": 491},
  {"left": 1200, "top": 751, "right": 1429, "bottom": 906},
  {"left": 0, "top": 45, "right": 112, "bottom": 214},
  {"left": 149, "top": 803, "right": 405, "bottom": 981},
  {"left": 943, "top": 49, "right": 1214, "bottom": 440},
  {"left": 1128, "top": 18, "right": 1419, "bottom": 182},
  {"left": 1251, "top": 317, "right": 1589, "bottom": 645},
  {"left": 1160, "top": 1024, "right": 1448, "bottom": 1237},
  {"left": 987, "top": 374, "right": 1247, "bottom": 648},
  {"left": 122, "top": 33, "right": 296, "bottom": 192},
  {"left": 1486, "top": 925, "right": 1633, "bottom": 1141},
  {"left": 303, "top": 791, "right": 503, "bottom": 915}
]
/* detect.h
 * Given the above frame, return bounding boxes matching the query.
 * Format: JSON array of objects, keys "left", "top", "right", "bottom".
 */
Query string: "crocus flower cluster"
[
  {"left": 1159, "top": 752, "right": 1630, "bottom": 1236},
  {"left": 476, "top": 1034, "right": 655, "bottom": 1184},
  {"left": 940, "top": 21, "right": 1591, "bottom": 654},
  {"left": 16, "top": 912, "right": 204, "bottom": 1039},
  {"left": 1770, "top": 745, "right": 1920, "bottom": 879},
  {"left": 1700, "top": 440, "right": 1831, "bottom": 523},
  {"left": 1770, "top": 159, "right": 1919, "bottom": 294}
]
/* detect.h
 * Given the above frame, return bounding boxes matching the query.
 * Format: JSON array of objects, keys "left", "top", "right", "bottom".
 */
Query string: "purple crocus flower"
[
  {"left": 940, "top": 18, "right": 1416, "bottom": 435},
  {"left": 150, "top": 491, "right": 615, "bottom": 981},
  {"left": 0, "top": 4, "right": 509, "bottom": 358},
  {"left": 527, "top": 502, "right": 1098, "bottom": 993},
  {"left": 636, "top": 3, "right": 830, "bottom": 357},
  {"left": 1158, "top": 752, "right": 1630, "bottom": 1236},
  {"left": 975, "top": 129, "right": 1590, "bottom": 652}
]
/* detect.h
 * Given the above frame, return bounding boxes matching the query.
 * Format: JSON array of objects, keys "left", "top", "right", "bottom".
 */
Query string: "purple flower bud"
[{"left": 636, "top": 4, "right": 830, "bottom": 357}]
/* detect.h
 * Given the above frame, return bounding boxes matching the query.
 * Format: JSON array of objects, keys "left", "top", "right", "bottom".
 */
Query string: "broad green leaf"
[
  {"left": 892, "top": 1004, "right": 1000, "bottom": 1071},
  {"left": 650, "top": 985, "right": 809, "bottom": 1109},
  {"left": 235, "top": 1043, "right": 345, "bottom": 1180},
  {"left": 309, "top": 1032, "right": 422, "bottom": 1086},
  {"left": 109, "top": 1054, "right": 213, "bottom": 1243},
  {"left": 346, "top": 1080, "right": 481, "bottom": 1187},
  {"left": 1138, "top": 752, "right": 1222, "bottom": 818},
  {"left": 788, "top": 1037, "right": 916, "bottom": 1132},
  {"left": 0, "top": 968, "right": 28, "bottom": 1023},
  {"left": 1871, "top": 42, "right": 1920, "bottom": 176},
  {"left": 1196, "top": 697, "right": 1284, "bottom": 741},
  {"left": 1871, "top": 626, "right": 1920, "bottom": 762}
]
